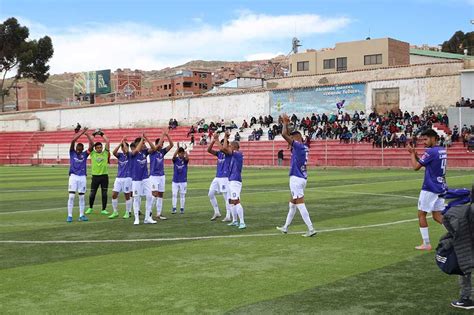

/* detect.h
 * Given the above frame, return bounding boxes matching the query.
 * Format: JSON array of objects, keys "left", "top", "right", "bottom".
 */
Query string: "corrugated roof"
[{"left": 410, "top": 48, "right": 474, "bottom": 60}]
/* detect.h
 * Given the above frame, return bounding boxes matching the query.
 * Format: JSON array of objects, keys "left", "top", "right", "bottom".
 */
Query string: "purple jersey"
[
  {"left": 229, "top": 151, "right": 243, "bottom": 182},
  {"left": 418, "top": 146, "right": 447, "bottom": 194},
  {"left": 215, "top": 151, "right": 232, "bottom": 178},
  {"left": 172, "top": 157, "right": 188, "bottom": 183},
  {"left": 289, "top": 141, "right": 308, "bottom": 179},
  {"left": 116, "top": 152, "right": 132, "bottom": 178},
  {"left": 69, "top": 150, "right": 89, "bottom": 176},
  {"left": 149, "top": 148, "right": 169, "bottom": 176},
  {"left": 130, "top": 149, "right": 149, "bottom": 181}
]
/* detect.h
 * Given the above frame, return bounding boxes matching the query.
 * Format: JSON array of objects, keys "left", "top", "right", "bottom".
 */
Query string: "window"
[
  {"left": 364, "top": 54, "right": 382, "bottom": 65},
  {"left": 336, "top": 57, "right": 347, "bottom": 71},
  {"left": 200, "top": 73, "right": 207, "bottom": 78},
  {"left": 199, "top": 83, "right": 208, "bottom": 89},
  {"left": 289, "top": 64, "right": 292, "bottom": 73},
  {"left": 183, "top": 81, "right": 193, "bottom": 88},
  {"left": 164, "top": 85, "right": 167, "bottom": 90},
  {"left": 297, "top": 61, "right": 309, "bottom": 71},
  {"left": 323, "top": 59, "right": 335, "bottom": 69}
]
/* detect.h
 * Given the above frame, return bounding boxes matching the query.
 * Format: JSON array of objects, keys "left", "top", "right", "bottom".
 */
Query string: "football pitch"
[{"left": 1, "top": 166, "right": 472, "bottom": 314}]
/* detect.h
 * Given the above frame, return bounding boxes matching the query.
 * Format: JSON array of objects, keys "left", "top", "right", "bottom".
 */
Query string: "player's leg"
[
  {"left": 229, "top": 181, "right": 245, "bottom": 229},
  {"left": 100, "top": 175, "right": 109, "bottom": 215},
  {"left": 277, "top": 198, "right": 297, "bottom": 234},
  {"left": 132, "top": 181, "right": 142, "bottom": 225},
  {"left": 222, "top": 178, "right": 232, "bottom": 222},
  {"left": 124, "top": 178, "right": 133, "bottom": 218},
  {"left": 179, "top": 183, "right": 187, "bottom": 214},
  {"left": 208, "top": 178, "right": 221, "bottom": 220},
  {"left": 227, "top": 181, "right": 239, "bottom": 226},
  {"left": 171, "top": 182, "right": 178, "bottom": 214},
  {"left": 293, "top": 177, "right": 316, "bottom": 237},
  {"left": 78, "top": 176, "right": 87, "bottom": 221},
  {"left": 416, "top": 191, "right": 435, "bottom": 250},
  {"left": 432, "top": 196, "right": 445, "bottom": 225},
  {"left": 157, "top": 176, "right": 166, "bottom": 219},
  {"left": 144, "top": 178, "right": 156, "bottom": 224},
  {"left": 110, "top": 178, "right": 121, "bottom": 219},
  {"left": 87, "top": 175, "right": 99, "bottom": 214},
  {"left": 67, "top": 175, "right": 77, "bottom": 222}
]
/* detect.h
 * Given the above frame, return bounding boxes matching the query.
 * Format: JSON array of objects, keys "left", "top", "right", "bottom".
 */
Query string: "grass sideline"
[{"left": 0, "top": 165, "right": 472, "bottom": 314}]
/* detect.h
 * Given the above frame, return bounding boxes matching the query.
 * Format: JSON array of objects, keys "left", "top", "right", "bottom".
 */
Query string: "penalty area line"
[{"left": 0, "top": 217, "right": 420, "bottom": 244}]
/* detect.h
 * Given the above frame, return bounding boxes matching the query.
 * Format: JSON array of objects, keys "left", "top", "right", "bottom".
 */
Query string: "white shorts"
[
  {"left": 418, "top": 190, "right": 445, "bottom": 213},
  {"left": 172, "top": 182, "right": 188, "bottom": 194},
  {"left": 229, "top": 181, "right": 242, "bottom": 200},
  {"left": 132, "top": 178, "right": 151, "bottom": 197},
  {"left": 149, "top": 175, "right": 166, "bottom": 192},
  {"left": 209, "top": 177, "right": 229, "bottom": 194},
  {"left": 113, "top": 177, "right": 132, "bottom": 193},
  {"left": 290, "top": 176, "right": 307, "bottom": 199},
  {"left": 68, "top": 174, "right": 87, "bottom": 193}
]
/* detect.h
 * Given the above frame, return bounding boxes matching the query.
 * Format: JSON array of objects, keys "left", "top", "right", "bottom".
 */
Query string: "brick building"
[
  {"left": 152, "top": 70, "right": 213, "bottom": 98},
  {"left": 115, "top": 69, "right": 143, "bottom": 98},
  {"left": 16, "top": 82, "right": 60, "bottom": 111}
]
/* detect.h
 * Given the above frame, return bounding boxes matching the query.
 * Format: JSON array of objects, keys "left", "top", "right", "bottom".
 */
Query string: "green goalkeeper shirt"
[{"left": 90, "top": 150, "right": 109, "bottom": 175}]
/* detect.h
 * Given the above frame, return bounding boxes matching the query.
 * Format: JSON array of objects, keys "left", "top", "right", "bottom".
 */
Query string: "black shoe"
[{"left": 451, "top": 298, "right": 474, "bottom": 309}]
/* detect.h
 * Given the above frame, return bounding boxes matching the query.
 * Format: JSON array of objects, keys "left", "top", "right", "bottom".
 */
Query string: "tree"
[
  {"left": 441, "top": 30, "right": 474, "bottom": 55},
  {"left": 0, "top": 17, "right": 54, "bottom": 111}
]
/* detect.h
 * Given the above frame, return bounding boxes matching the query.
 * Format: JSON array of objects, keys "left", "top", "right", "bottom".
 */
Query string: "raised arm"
[
  {"left": 207, "top": 133, "right": 219, "bottom": 156},
  {"left": 165, "top": 131, "right": 174, "bottom": 152},
  {"left": 121, "top": 137, "right": 129, "bottom": 154},
  {"left": 112, "top": 141, "right": 121, "bottom": 158},
  {"left": 70, "top": 127, "right": 88, "bottom": 151},
  {"left": 172, "top": 143, "right": 179, "bottom": 161},
  {"left": 281, "top": 113, "right": 293, "bottom": 146},
  {"left": 408, "top": 144, "right": 422, "bottom": 171},
  {"left": 132, "top": 135, "right": 145, "bottom": 155},
  {"left": 143, "top": 133, "right": 156, "bottom": 154},
  {"left": 85, "top": 131, "right": 94, "bottom": 153},
  {"left": 102, "top": 133, "right": 110, "bottom": 151},
  {"left": 184, "top": 149, "right": 189, "bottom": 162},
  {"left": 221, "top": 131, "right": 232, "bottom": 155}
]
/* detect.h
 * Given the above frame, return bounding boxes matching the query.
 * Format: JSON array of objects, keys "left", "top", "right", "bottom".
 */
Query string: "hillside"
[{"left": 3, "top": 56, "right": 288, "bottom": 106}]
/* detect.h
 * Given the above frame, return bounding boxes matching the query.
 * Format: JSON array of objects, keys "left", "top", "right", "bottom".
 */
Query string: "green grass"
[{"left": 0, "top": 165, "right": 472, "bottom": 314}]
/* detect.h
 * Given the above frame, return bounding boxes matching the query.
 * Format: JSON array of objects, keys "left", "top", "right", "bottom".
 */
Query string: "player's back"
[
  {"left": 289, "top": 141, "right": 308, "bottom": 179},
  {"left": 420, "top": 146, "right": 447, "bottom": 193},
  {"left": 229, "top": 151, "right": 243, "bottom": 182}
]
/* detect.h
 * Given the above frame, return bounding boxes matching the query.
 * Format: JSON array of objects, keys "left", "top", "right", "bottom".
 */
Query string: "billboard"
[
  {"left": 74, "top": 69, "right": 111, "bottom": 95},
  {"left": 270, "top": 83, "right": 366, "bottom": 117}
]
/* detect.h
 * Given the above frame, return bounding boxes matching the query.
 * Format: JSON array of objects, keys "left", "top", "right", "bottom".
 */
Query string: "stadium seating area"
[{"left": 1, "top": 125, "right": 473, "bottom": 167}]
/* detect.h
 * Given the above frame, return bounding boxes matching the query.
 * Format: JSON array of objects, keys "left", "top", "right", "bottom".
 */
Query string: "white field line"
[{"left": 0, "top": 217, "right": 420, "bottom": 244}]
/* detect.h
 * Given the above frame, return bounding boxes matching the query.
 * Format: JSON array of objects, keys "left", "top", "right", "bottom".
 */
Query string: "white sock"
[
  {"left": 420, "top": 227, "right": 430, "bottom": 245},
  {"left": 209, "top": 192, "right": 220, "bottom": 214},
  {"left": 112, "top": 198, "right": 119, "bottom": 212},
  {"left": 235, "top": 203, "right": 245, "bottom": 224},
  {"left": 67, "top": 193, "right": 75, "bottom": 217},
  {"left": 172, "top": 193, "right": 178, "bottom": 209},
  {"left": 133, "top": 196, "right": 140, "bottom": 219},
  {"left": 180, "top": 193, "right": 186, "bottom": 210},
  {"left": 231, "top": 204, "right": 238, "bottom": 222},
  {"left": 284, "top": 202, "right": 297, "bottom": 228},
  {"left": 156, "top": 197, "right": 163, "bottom": 216},
  {"left": 125, "top": 198, "right": 132, "bottom": 214},
  {"left": 224, "top": 194, "right": 231, "bottom": 219},
  {"left": 145, "top": 194, "right": 153, "bottom": 219},
  {"left": 296, "top": 203, "right": 314, "bottom": 231},
  {"left": 78, "top": 194, "right": 85, "bottom": 216}
]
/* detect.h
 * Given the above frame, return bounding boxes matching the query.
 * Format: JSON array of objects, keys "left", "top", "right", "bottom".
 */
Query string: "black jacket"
[{"left": 442, "top": 202, "right": 474, "bottom": 274}]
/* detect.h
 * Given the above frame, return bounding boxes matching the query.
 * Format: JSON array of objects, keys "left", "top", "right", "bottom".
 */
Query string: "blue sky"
[{"left": 2, "top": 0, "right": 473, "bottom": 74}]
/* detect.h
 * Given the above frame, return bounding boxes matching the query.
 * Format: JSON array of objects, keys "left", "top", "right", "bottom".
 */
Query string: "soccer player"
[
  {"left": 109, "top": 137, "right": 133, "bottom": 219},
  {"left": 149, "top": 130, "right": 174, "bottom": 219},
  {"left": 408, "top": 129, "right": 447, "bottom": 250},
  {"left": 221, "top": 131, "right": 246, "bottom": 229},
  {"left": 276, "top": 113, "right": 317, "bottom": 237},
  {"left": 130, "top": 133, "right": 156, "bottom": 225},
  {"left": 207, "top": 133, "right": 233, "bottom": 221},
  {"left": 171, "top": 144, "right": 189, "bottom": 214},
  {"left": 85, "top": 132, "right": 110, "bottom": 215},
  {"left": 67, "top": 127, "right": 94, "bottom": 222}
]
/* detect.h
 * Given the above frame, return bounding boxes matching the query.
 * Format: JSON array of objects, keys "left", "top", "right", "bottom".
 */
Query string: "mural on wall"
[{"left": 270, "top": 83, "right": 366, "bottom": 117}]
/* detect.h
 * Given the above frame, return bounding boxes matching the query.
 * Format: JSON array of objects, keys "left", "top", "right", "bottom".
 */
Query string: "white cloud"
[{"left": 13, "top": 12, "right": 351, "bottom": 74}]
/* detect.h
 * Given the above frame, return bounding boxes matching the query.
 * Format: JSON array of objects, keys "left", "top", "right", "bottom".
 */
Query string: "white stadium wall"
[{"left": 0, "top": 73, "right": 462, "bottom": 132}]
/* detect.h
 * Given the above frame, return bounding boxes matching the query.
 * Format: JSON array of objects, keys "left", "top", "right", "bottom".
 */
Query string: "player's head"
[
  {"left": 290, "top": 130, "right": 303, "bottom": 142},
  {"left": 130, "top": 142, "right": 136, "bottom": 150},
  {"left": 177, "top": 147, "right": 185, "bottom": 158},
  {"left": 76, "top": 142, "right": 84, "bottom": 154},
  {"left": 94, "top": 142, "right": 103, "bottom": 153},
  {"left": 422, "top": 129, "right": 439, "bottom": 147},
  {"left": 230, "top": 141, "right": 240, "bottom": 151},
  {"left": 121, "top": 142, "right": 129, "bottom": 149}
]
